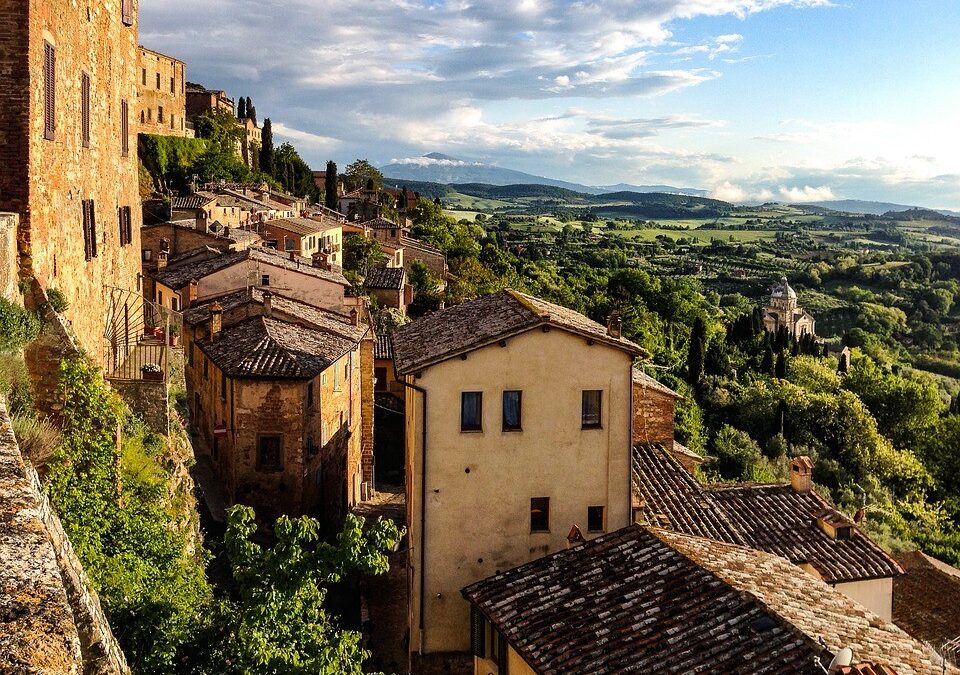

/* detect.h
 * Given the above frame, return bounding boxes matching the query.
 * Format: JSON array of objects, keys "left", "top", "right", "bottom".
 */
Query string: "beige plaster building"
[
  {"left": 763, "top": 276, "right": 816, "bottom": 336},
  {"left": 182, "top": 292, "right": 368, "bottom": 524},
  {"left": 261, "top": 217, "right": 343, "bottom": 266},
  {"left": 391, "top": 289, "right": 643, "bottom": 663},
  {"left": 136, "top": 46, "right": 189, "bottom": 137},
  {"left": 0, "top": 0, "right": 144, "bottom": 362}
]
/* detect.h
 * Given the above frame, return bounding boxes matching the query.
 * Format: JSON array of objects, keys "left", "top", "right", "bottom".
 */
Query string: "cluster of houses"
[{"left": 2, "top": 1, "right": 959, "bottom": 674}]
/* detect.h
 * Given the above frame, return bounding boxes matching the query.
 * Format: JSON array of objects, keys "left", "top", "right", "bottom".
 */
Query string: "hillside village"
[{"left": 1, "top": 2, "right": 960, "bottom": 675}]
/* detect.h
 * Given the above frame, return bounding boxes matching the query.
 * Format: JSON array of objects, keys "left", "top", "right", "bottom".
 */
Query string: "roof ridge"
[{"left": 504, "top": 288, "right": 549, "bottom": 319}]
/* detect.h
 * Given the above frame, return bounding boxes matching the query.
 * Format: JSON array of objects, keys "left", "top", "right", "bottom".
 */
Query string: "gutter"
[{"left": 401, "top": 378, "right": 428, "bottom": 654}]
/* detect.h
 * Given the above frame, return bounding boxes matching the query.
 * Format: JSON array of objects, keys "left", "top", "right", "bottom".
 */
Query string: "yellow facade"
[{"left": 405, "top": 327, "right": 635, "bottom": 655}]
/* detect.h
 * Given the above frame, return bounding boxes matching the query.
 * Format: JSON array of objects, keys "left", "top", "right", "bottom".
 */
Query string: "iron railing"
[{"left": 103, "top": 286, "right": 182, "bottom": 382}]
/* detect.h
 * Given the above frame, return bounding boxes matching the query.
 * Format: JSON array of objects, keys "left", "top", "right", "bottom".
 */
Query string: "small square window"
[
  {"left": 588, "top": 506, "right": 604, "bottom": 532},
  {"left": 530, "top": 497, "right": 550, "bottom": 532},
  {"left": 502, "top": 390, "right": 522, "bottom": 431},
  {"left": 261, "top": 274, "right": 270, "bottom": 286},
  {"left": 257, "top": 434, "right": 282, "bottom": 472},
  {"left": 461, "top": 392, "right": 482, "bottom": 432},
  {"left": 581, "top": 390, "right": 602, "bottom": 429}
]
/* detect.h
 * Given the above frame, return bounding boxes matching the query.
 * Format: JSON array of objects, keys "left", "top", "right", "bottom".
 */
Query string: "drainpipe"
[
  {"left": 401, "top": 378, "right": 428, "bottom": 655},
  {"left": 628, "top": 362, "right": 635, "bottom": 524}
]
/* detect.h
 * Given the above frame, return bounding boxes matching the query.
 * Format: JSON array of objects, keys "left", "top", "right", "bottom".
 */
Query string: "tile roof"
[
  {"left": 463, "top": 525, "right": 943, "bottom": 675},
  {"left": 263, "top": 217, "right": 333, "bottom": 236},
  {"left": 399, "top": 235, "right": 444, "bottom": 256},
  {"left": 172, "top": 194, "right": 216, "bottom": 210},
  {"left": 198, "top": 315, "right": 357, "bottom": 379},
  {"left": 154, "top": 247, "right": 348, "bottom": 290},
  {"left": 632, "top": 366, "right": 683, "bottom": 399},
  {"left": 183, "top": 288, "right": 363, "bottom": 341},
  {"left": 893, "top": 551, "right": 960, "bottom": 664},
  {"left": 364, "top": 266, "right": 405, "bottom": 290},
  {"left": 360, "top": 217, "right": 401, "bottom": 230},
  {"left": 392, "top": 289, "right": 644, "bottom": 374},
  {"left": 632, "top": 443, "right": 903, "bottom": 584},
  {"left": 374, "top": 334, "right": 393, "bottom": 360}
]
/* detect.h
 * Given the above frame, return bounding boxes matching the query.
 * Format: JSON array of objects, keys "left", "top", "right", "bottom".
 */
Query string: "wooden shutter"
[
  {"left": 470, "top": 607, "right": 486, "bottom": 658},
  {"left": 125, "top": 206, "right": 133, "bottom": 245},
  {"left": 89, "top": 201, "right": 98, "bottom": 258},
  {"left": 82, "top": 201, "right": 92, "bottom": 261},
  {"left": 121, "top": 100, "right": 129, "bottom": 156},
  {"left": 118, "top": 206, "right": 132, "bottom": 246},
  {"left": 121, "top": 0, "right": 133, "bottom": 26},
  {"left": 81, "top": 72, "right": 90, "bottom": 148},
  {"left": 43, "top": 42, "right": 55, "bottom": 140}
]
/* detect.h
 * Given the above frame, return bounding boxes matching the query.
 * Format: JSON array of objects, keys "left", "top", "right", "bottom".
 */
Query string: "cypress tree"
[
  {"left": 249, "top": 105, "right": 257, "bottom": 126},
  {"left": 245, "top": 97, "right": 253, "bottom": 119},
  {"left": 775, "top": 351, "right": 787, "bottom": 379},
  {"left": 761, "top": 344, "right": 775, "bottom": 375},
  {"left": 838, "top": 353, "right": 849, "bottom": 374},
  {"left": 259, "top": 118, "right": 274, "bottom": 175},
  {"left": 324, "top": 161, "right": 338, "bottom": 210},
  {"left": 686, "top": 317, "right": 707, "bottom": 386},
  {"left": 237, "top": 96, "right": 246, "bottom": 119}
]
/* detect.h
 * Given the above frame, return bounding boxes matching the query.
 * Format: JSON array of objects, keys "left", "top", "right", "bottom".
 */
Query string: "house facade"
[
  {"left": 391, "top": 289, "right": 642, "bottom": 661},
  {"left": 261, "top": 217, "right": 343, "bottom": 266},
  {"left": 136, "top": 46, "right": 189, "bottom": 137},
  {"left": 0, "top": 0, "right": 144, "bottom": 361}
]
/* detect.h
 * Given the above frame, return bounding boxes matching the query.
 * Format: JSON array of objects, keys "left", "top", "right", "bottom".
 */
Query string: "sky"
[{"left": 141, "top": 1, "right": 960, "bottom": 208}]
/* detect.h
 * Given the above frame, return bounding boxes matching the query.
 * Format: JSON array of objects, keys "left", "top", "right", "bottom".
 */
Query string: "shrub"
[
  {"left": 0, "top": 298, "right": 41, "bottom": 351},
  {"left": 46, "top": 288, "right": 70, "bottom": 313},
  {"left": 12, "top": 414, "right": 61, "bottom": 468}
]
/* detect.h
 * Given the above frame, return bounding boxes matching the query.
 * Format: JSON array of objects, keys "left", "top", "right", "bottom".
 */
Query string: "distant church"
[{"left": 763, "top": 277, "right": 816, "bottom": 337}]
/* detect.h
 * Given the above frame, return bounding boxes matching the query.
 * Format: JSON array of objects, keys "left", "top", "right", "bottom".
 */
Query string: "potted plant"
[
  {"left": 153, "top": 325, "right": 165, "bottom": 340},
  {"left": 141, "top": 363, "right": 163, "bottom": 382},
  {"left": 168, "top": 324, "right": 181, "bottom": 347}
]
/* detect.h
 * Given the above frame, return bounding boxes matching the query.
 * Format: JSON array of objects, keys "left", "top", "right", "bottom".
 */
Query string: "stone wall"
[
  {"left": 24, "top": 285, "right": 83, "bottom": 417},
  {"left": 360, "top": 333, "right": 375, "bottom": 489},
  {"left": 632, "top": 384, "right": 677, "bottom": 448},
  {"left": 136, "top": 46, "right": 189, "bottom": 137},
  {"left": 0, "top": 399, "right": 129, "bottom": 674},
  {"left": 0, "top": 213, "right": 19, "bottom": 303},
  {"left": 110, "top": 379, "right": 169, "bottom": 436}
]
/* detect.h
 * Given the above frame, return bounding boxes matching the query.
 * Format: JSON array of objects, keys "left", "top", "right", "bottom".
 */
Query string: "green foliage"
[
  {"left": 343, "top": 234, "right": 384, "bottom": 278},
  {"left": 189, "top": 506, "right": 403, "bottom": 675},
  {"left": 46, "top": 288, "right": 70, "bottom": 313},
  {"left": 343, "top": 159, "right": 383, "bottom": 192},
  {"left": 260, "top": 118, "right": 275, "bottom": 175},
  {"left": 707, "top": 425, "right": 783, "bottom": 483},
  {"left": 138, "top": 133, "right": 211, "bottom": 187},
  {"left": 11, "top": 413, "right": 61, "bottom": 468},
  {"left": 273, "top": 143, "right": 320, "bottom": 201},
  {"left": 0, "top": 298, "right": 41, "bottom": 351},
  {"left": 686, "top": 317, "right": 706, "bottom": 385}
]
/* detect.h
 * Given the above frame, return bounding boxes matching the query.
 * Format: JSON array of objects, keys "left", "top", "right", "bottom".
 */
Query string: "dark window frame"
[
  {"left": 118, "top": 205, "right": 132, "bottom": 246},
  {"left": 121, "top": 0, "right": 134, "bottom": 26},
  {"left": 120, "top": 99, "right": 129, "bottom": 156},
  {"left": 502, "top": 390, "right": 522, "bottom": 431},
  {"left": 81, "top": 199, "right": 97, "bottom": 261},
  {"left": 530, "top": 496, "right": 550, "bottom": 533},
  {"left": 581, "top": 390, "right": 602, "bottom": 429},
  {"left": 80, "top": 71, "right": 90, "bottom": 148},
  {"left": 587, "top": 505, "right": 605, "bottom": 533},
  {"left": 256, "top": 434, "right": 283, "bottom": 472},
  {"left": 461, "top": 391, "right": 483, "bottom": 432},
  {"left": 43, "top": 41, "right": 56, "bottom": 140}
]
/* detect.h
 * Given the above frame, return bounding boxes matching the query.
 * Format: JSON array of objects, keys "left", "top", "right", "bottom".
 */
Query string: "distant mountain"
[
  {"left": 803, "top": 199, "right": 960, "bottom": 217},
  {"left": 380, "top": 154, "right": 707, "bottom": 197}
]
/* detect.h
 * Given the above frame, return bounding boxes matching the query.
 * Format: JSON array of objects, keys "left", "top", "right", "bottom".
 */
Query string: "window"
[
  {"left": 333, "top": 365, "right": 341, "bottom": 391},
  {"left": 581, "top": 390, "right": 602, "bottom": 429},
  {"left": 307, "top": 382, "right": 314, "bottom": 408},
  {"left": 147, "top": 108, "right": 152, "bottom": 122},
  {"left": 81, "top": 200, "right": 97, "bottom": 261},
  {"left": 470, "top": 607, "right": 486, "bottom": 658},
  {"left": 170, "top": 113, "right": 175, "bottom": 129},
  {"left": 587, "top": 506, "right": 605, "bottom": 532},
  {"left": 221, "top": 373, "right": 227, "bottom": 401},
  {"left": 260, "top": 274, "right": 270, "bottom": 286},
  {"left": 266, "top": 239, "right": 278, "bottom": 249},
  {"left": 158, "top": 105, "right": 164, "bottom": 123},
  {"left": 171, "top": 297, "right": 179, "bottom": 312},
  {"left": 80, "top": 72, "right": 90, "bottom": 148},
  {"left": 121, "top": 100, "right": 129, "bottom": 156},
  {"left": 118, "top": 206, "right": 132, "bottom": 246},
  {"left": 43, "top": 42, "right": 55, "bottom": 140},
  {"left": 156, "top": 72, "right": 161, "bottom": 89},
  {"left": 491, "top": 626, "right": 507, "bottom": 671},
  {"left": 141, "top": 68, "right": 146, "bottom": 85},
  {"left": 374, "top": 367, "right": 387, "bottom": 392},
  {"left": 170, "top": 76, "right": 175, "bottom": 93},
  {"left": 257, "top": 435, "right": 283, "bottom": 471},
  {"left": 502, "top": 390, "right": 522, "bottom": 431},
  {"left": 121, "top": 0, "right": 134, "bottom": 25},
  {"left": 461, "top": 392, "right": 482, "bottom": 432},
  {"left": 285, "top": 238, "right": 295, "bottom": 251},
  {"left": 530, "top": 497, "right": 549, "bottom": 532}
]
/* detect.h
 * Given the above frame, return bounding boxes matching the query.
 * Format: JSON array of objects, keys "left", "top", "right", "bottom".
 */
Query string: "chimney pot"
[
  {"left": 187, "top": 279, "right": 199, "bottom": 307},
  {"left": 157, "top": 250, "right": 169, "bottom": 270},
  {"left": 607, "top": 312, "right": 623, "bottom": 339},
  {"left": 209, "top": 302, "right": 223, "bottom": 341},
  {"left": 350, "top": 307, "right": 360, "bottom": 326},
  {"left": 790, "top": 456, "right": 814, "bottom": 494},
  {"left": 262, "top": 290, "right": 273, "bottom": 318}
]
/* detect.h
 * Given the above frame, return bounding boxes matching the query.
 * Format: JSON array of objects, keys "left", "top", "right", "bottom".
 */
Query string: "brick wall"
[
  {"left": 632, "top": 383, "right": 676, "bottom": 448},
  {"left": 360, "top": 332, "right": 375, "bottom": 487},
  {"left": 0, "top": 0, "right": 143, "bottom": 363},
  {"left": 0, "top": 213, "right": 19, "bottom": 303},
  {"left": 136, "top": 46, "right": 189, "bottom": 137}
]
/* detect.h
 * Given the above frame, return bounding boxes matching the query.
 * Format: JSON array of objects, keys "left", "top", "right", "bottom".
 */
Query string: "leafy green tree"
[
  {"left": 343, "top": 234, "right": 384, "bottom": 278},
  {"left": 260, "top": 118, "right": 275, "bottom": 176},
  {"left": 343, "top": 159, "right": 383, "bottom": 192},
  {"left": 274, "top": 143, "right": 320, "bottom": 201},
  {"left": 686, "top": 317, "right": 706, "bottom": 385},
  {"left": 409, "top": 259, "right": 440, "bottom": 296},
  {"left": 194, "top": 506, "right": 402, "bottom": 675},
  {"left": 324, "top": 161, "right": 338, "bottom": 210},
  {"left": 709, "top": 425, "right": 780, "bottom": 483}
]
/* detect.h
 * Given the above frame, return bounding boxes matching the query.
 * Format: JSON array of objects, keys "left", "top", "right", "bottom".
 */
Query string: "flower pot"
[
  {"left": 141, "top": 367, "right": 163, "bottom": 382},
  {"left": 168, "top": 335, "right": 180, "bottom": 347},
  {"left": 153, "top": 327, "right": 165, "bottom": 340}
]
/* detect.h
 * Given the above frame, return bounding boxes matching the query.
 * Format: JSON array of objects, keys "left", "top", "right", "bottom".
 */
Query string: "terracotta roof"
[
  {"left": 632, "top": 443, "right": 903, "bottom": 583},
  {"left": 183, "top": 288, "right": 362, "bottom": 340},
  {"left": 197, "top": 315, "right": 358, "bottom": 379},
  {"left": 632, "top": 366, "right": 683, "bottom": 399},
  {"left": 172, "top": 194, "right": 215, "bottom": 210},
  {"left": 463, "top": 525, "right": 943, "bottom": 675},
  {"left": 263, "top": 217, "right": 332, "bottom": 236},
  {"left": 364, "top": 266, "right": 405, "bottom": 290},
  {"left": 399, "top": 235, "right": 444, "bottom": 256},
  {"left": 893, "top": 551, "right": 960, "bottom": 665},
  {"left": 374, "top": 334, "right": 393, "bottom": 360},
  {"left": 154, "top": 247, "right": 348, "bottom": 290},
  {"left": 392, "top": 289, "right": 644, "bottom": 375},
  {"left": 360, "top": 217, "right": 401, "bottom": 230}
]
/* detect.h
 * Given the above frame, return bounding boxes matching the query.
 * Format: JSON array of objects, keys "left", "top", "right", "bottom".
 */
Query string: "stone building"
[
  {"left": 170, "top": 192, "right": 246, "bottom": 230},
  {"left": 631, "top": 367, "right": 703, "bottom": 472},
  {"left": 260, "top": 216, "right": 343, "bottom": 266},
  {"left": 763, "top": 276, "right": 816, "bottom": 336},
  {"left": 136, "top": 46, "right": 190, "bottom": 137},
  {"left": 238, "top": 115, "right": 261, "bottom": 169},
  {"left": 183, "top": 290, "right": 370, "bottom": 523},
  {"left": 0, "top": 0, "right": 144, "bottom": 362},
  {"left": 391, "top": 289, "right": 643, "bottom": 664},
  {"left": 185, "top": 81, "right": 233, "bottom": 118},
  {"left": 140, "top": 222, "right": 260, "bottom": 276},
  {"left": 363, "top": 266, "right": 410, "bottom": 313}
]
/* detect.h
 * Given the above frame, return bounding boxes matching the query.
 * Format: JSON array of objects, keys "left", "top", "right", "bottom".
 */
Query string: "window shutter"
[
  {"left": 44, "top": 42, "right": 55, "bottom": 140},
  {"left": 497, "top": 629, "right": 508, "bottom": 673},
  {"left": 125, "top": 206, "right": 133, "bottom": 245},
  {"left": 470, "top": 607, "right": 486, "bottom": 658},
  {"left": 81, "top": 72, "right": 90, "bottom": 148},
  {"left": 82, "top": 201, "right": 92, "bottom": 261},
  {"left": 121, "top": 100, "right": 129, "bottom": 156},
  {"left": 89, "top": 201, "right": 98, "bottom": 258},
  {"left": 121, "top": 0, "right": 133, "bottom": 26}
]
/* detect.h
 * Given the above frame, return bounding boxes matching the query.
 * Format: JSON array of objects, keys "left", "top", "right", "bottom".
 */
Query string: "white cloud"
[
  {"left": 778, "top": 185, "right": 836, "bottom": 202},
  {"left": 271, "top": 122, "right": 339, "bottom": 149}
]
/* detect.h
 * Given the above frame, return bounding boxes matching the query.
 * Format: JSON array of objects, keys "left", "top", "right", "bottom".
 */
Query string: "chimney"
[
  {"left": 854, "top": 507, "right": 866, "bottom": 525},
  {"left": 159, "top": 237, "right": 170, "bottom": 252},
  {"left": 790, "top": 456, "right": 814, "bottom": 494},
  {"left": 566, "top": 525, "right": 585, "bottom": 548},
  {"left": 262, "top": 290, "right": 273, "bottom": 318},
  {"left": 157, "top": 249, "right": 169, "bottom": 270},
  {"left": 209, "top": 302, "right": 223, "bottom": 341},
  {"left": 289, "top": 250, "right": 297, "bottom": 261},
  {"left": 607, "top": 312, "right": 622, "bottom": 339},
  {"left": 187, "top": 279, "right": 198, "bottom": 307},
  {"left": 312, "top": 251, "right": 331, "bottom": 271},
  {"left": 350, "top": 307, "right": 359, "bottom": 326}
]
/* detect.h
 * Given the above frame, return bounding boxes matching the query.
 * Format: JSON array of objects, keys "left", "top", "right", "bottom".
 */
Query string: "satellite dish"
[{"left": 828, "top": 647, "right": 854, "bottom": 671}]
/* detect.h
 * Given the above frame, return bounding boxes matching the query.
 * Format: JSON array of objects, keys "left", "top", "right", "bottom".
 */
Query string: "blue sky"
[{"left": 141, "top": 0, "right": 960, "bottom": 207}]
